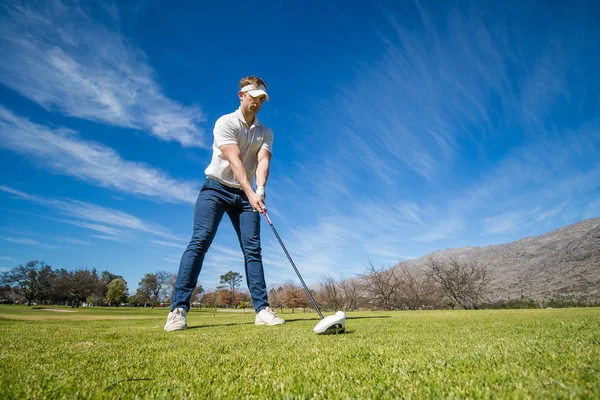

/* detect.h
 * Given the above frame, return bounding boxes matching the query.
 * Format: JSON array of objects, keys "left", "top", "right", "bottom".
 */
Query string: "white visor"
[{"left": 241, "top": 84, "right": 269, "bottom": 101}]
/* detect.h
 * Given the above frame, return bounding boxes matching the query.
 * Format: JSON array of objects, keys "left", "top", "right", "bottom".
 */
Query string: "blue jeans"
[{"left": 171, "top": 178, "right": 269, "bottom": 313}]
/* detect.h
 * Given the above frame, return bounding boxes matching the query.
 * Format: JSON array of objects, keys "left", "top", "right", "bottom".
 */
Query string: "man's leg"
[
  {"left": 171, "top": 182, "right": 226, "bottom": 312},
  {"left": 227, "top": 203, "right": 269, "bottom": 313}
]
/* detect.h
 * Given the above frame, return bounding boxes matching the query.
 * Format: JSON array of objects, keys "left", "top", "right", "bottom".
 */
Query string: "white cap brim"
[
  {"left": 241, "top": 84, "right": 269, "bottom": 101},
  {"left": 247, "top": 88, "right": 269, "bottom": 101}
]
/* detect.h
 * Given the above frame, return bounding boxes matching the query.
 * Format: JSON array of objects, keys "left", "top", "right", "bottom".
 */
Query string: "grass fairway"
[{"left": 1, "top": 306, "right": 599, "bottom": 399}]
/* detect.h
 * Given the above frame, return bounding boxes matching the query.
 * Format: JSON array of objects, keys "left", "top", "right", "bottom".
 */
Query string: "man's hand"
[{"left": 249, "top": 191, "right": 266, "bottom": 213}]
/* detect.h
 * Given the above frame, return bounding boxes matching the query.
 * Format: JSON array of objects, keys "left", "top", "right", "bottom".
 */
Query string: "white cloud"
[
  {"left": 0, "top": 256, "right": 17, "bottom": 263},
  {"left": 327, "top": 4, "right": 516, "bottom": 186},
  {"left": 535, "top": 202, "right": 568, "bottom": 222},
  {"left": 90, "top": 235, "right": 123, "bottom": 242},
  {"left": 151, "top": 240, "right": 185, "bottom": 249},
  {"left": 520, "top": 45, "right": 569, "bottom": 132},
  {"left": 0, "top": 106, "right": 199, "bottom": 204},
  {"left": 210, "top": 244, "right": 245, "bottom": 260},
  {"left": 482, "top": 212, "right": 523, "bottom": 235},
  {"left": 57, "top": 237, "right": 92, "bottom": 246},
  {"left": 1, "top": 237, "right": 57, "bottom": 249},
  {"left": 412, "top": 217, "right": 465, "bottom": 242},
  {"left": 0, "top": 185, "right": 182, "bottom": 241},
  {"left": 0, "top": 1, "right": 207, "bottom": 147},
  {"left": 51, "top": 218, "right": 122, "bottom": 237},
  {"left": 454, "top": 126, "right": 600, "bottom": 222}
]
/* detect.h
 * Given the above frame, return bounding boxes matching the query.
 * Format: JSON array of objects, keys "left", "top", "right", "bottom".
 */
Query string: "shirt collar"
[{"left": 236, "top": 108, "right": 261, "bottom": 127}]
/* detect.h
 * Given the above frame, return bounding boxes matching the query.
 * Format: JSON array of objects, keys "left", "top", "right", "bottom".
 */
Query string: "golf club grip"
[{"left": 263, "top": 214, "right": 324, "bottom": 319}]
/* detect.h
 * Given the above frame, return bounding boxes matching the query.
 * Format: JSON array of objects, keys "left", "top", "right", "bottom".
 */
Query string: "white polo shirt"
[{"left": 204, "top": 108, "right": 274, "bottom": 189}]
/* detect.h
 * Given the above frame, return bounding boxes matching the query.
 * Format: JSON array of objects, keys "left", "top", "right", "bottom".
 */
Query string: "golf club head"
[{"left": 313, "top": 311, "right": 346, "bottom": 334}]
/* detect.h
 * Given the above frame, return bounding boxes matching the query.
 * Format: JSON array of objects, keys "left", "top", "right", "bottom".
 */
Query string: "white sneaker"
[
  {"left": 255, "top": 306, "right": 285, "bottom": 326},
  {"left": 164, "top": 308, "right": 188, "bottom": 331}
]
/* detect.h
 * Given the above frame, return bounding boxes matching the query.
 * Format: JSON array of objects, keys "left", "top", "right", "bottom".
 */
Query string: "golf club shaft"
[{"left": 262, "top": 211, "right": 324, "bottom": 319}]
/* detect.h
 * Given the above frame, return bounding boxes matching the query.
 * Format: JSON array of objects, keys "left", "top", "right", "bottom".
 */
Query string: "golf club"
[{"left": 261, "top": 210, "right": 346, "bottom": 334}]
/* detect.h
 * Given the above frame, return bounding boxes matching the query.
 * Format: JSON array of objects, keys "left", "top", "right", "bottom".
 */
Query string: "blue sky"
[{"left": 1, "top": 0, "right": 599, "bottom": 294}]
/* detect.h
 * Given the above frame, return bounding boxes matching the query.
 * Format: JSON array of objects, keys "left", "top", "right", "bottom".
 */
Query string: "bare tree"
[
  {"left": 268, "top": 287, "right": 284, "bottom": 313},
  {"left": 0, "top": 261, "right": 53, "bottom": 306},
  {"left": 200, "top": 290, "right": 215, "bottom": 308},
  {"left": 216, "top": 285, "right": 232, "bottom": 307},
  {"left": 339, "top": 278, "right": 363, "bottom": 310},
  {"left": 360, "top": 262, "right": 400, "bottom": 310},
  {"left": 319, "top": 275, "right": 363, "bottom": 311},
  {"left": 423, "top": 256, "right": 489, "bottom": 309},
  {"left": 395, "top": 263, "right": 443, "bottom": 310},
  {"left": 320, "top": 275, "right": 344, "bottom": 311}
]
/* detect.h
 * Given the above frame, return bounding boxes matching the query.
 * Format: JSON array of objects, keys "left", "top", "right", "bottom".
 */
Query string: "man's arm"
[
  {"left": 220, "top": 144, "right": 265, "bottom": 211},
  {"left": 255, "top": 148, "right": 272, "bottom": 189}
]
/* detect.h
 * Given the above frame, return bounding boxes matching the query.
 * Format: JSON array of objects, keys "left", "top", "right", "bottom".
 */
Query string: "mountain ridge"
[{"left": 397, "top": 217, "right": 600, "bottom": 302}]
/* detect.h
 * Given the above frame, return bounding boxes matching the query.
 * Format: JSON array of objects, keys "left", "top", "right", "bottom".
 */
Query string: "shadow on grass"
[
  {"left": 283, "top": 315, "right": 392, "bottom": 323},
  {"left": 188, "top": 322, "right": 255, "bottom": 330},
  {"left": 184, "top": 316, "right": 391, "bottom": 330},
  {"left": 187, "top": 322, "right": 356, "bottom": 335}
]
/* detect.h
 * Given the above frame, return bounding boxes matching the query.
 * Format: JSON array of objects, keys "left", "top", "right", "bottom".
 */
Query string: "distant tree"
[
  {"left": 131, "top": 288, "right": 151, "bottom": 307},
  {"left": 191, "top": 285, "right": 204, "bottom": 309},
  {"left": 138, "top": 271, "right": 171, "bottom": 308},
  {"left": 0, "top": 284, "right": 14, "bottom": 303},
  {"left": 320, "top": 275, "right": 343, "bottom": 311},
  {"left": 101, "top": 271, "right": 123, "bottom": 286},
  {"left": 220, "top": 271, "right": 243, "bottom": 298},
  {"left": 105, "top": 278, "right": 128, "bottom": 306},
  {"left": 338, "top": 278, "right": 363, "bottom": 310},
  {"left": 164, "top": 273, "right": 178, "bottom": 303},
  {"left": 98, "top": 270, "right": 123, "bottom": 302},
  {"left": 217, "top": 285, "right": 235, "bottom": 307},
  {"left": 200, "top": 290, "right": 215, "bottom": 308},
  {"left": 360, "top": 262, "right": 400, "bottom": 310},
  {"left": 423, "top": 256, "right": 489, "bottom": 310},
  {"left": 280, "top": 282, "right": 307, "bottom": 313},
  {"left": 153, "top": 271, "right": 172, "bottom": 306},
  {"left": 395, "top": 263, "right": 442, "bottom": 310},
  {"left": 86, "top": 292, "right": 104, "bottom": 307},
  {"left": 0, "top": 261, "right": 53, "bottom": 306},
  {"left": 237, "top": 291, "right": 252, "bottom": 307},
  {"left": 137, "top": 274, "right": 154, "bottom": 307},
  {"left": 46, "top": 268, "right": 104, "bottom": 307},
  {"left": 268, "top": 288, "right": 279, "bottom": 310},
  {"left": 66, "top": 269, "right": 101, "bottom": 307},
  {"left": 48, "top": 268, "right": 71, "bottom": 305}
]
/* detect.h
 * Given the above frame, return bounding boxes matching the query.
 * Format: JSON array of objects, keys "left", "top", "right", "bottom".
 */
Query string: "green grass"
[{"left": 1, "top": 306, "right": 599, "bottom": 399}]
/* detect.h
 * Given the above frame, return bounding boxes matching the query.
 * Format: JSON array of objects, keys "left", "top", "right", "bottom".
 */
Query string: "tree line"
[
  {"left": 313, "top": 256, "right": 490, "bottom": 311},
  {"left": 0, "top": 261, "right": 255, "bottom": 309},
  {"left": 0, "top": 260, "right": 131, "bottom": 306},
  {"left": 1, "top": 256, "right": 491, "bottom": 310}
]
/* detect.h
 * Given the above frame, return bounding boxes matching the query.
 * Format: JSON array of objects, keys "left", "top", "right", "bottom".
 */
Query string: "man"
[{"left": 164, "top": 76, "right": 284, "bottom": 331}]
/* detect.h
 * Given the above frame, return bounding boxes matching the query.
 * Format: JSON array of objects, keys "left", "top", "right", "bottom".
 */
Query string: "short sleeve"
[
  {"left": 214, "top": 116, "right": 238, "bottom": 147},
  {"left": 260, "top": 128, "right": 274, "bottom": 154}
]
